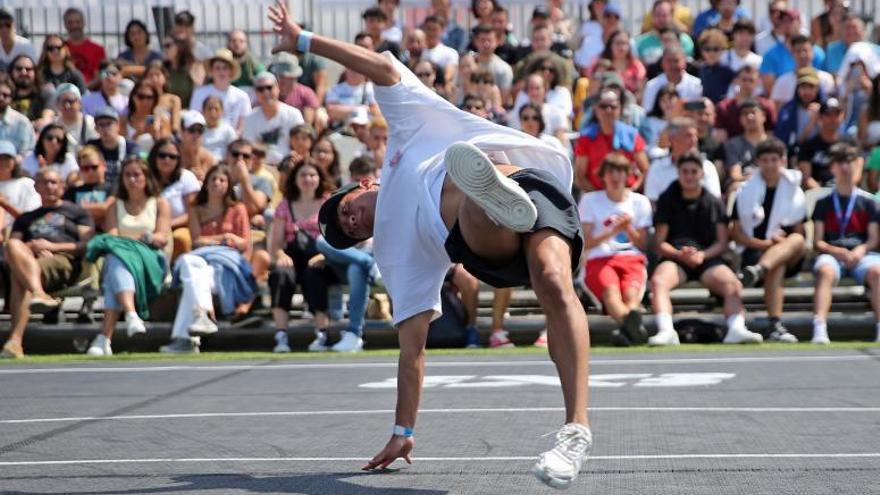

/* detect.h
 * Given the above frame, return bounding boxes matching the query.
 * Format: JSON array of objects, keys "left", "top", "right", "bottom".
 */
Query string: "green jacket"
[{"left": 86, "top": 234, "right": 165, "bottom": 319}]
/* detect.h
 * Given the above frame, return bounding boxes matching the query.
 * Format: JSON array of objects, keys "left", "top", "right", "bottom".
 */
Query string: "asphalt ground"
[{"left": 1, "top": 348, "right": 879, "bottom": 494}]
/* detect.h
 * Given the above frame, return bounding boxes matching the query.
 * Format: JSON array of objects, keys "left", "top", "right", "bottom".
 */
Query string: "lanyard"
[{"left": 832, "top": 189, "right": 858, "bottom": 238}]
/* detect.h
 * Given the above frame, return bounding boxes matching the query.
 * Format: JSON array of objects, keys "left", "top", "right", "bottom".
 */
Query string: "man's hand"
[
  {"left": 275, "top": 252, "right": 294, "bottom": 268},
  {"left": 28, "top": 238, "right": 54, "bottom": 254},
  {"left": 268, "top": 0, "right": 302, "bottom": 55},
  {"left": 363, "top": 435, "right": 414, "bottom": 471}
]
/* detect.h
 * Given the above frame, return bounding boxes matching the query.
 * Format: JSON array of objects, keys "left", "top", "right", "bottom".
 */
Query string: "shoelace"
[{"left": 542, "top": 425, "right": 592, "bottom": 464}]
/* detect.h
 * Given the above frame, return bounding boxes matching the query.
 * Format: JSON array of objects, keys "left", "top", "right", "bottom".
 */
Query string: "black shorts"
[
  {"left": 741, "top": 248, "right": 804, "bottom": 282},
  {"left": 444, "top": 168, "right": 584, "bottom": 288},
  {"left": 666, "top": 256, "right": 729, "bottom": 283}
]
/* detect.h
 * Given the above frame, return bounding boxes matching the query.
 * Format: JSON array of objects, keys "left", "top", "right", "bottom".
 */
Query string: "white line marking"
[
  {"left": 0, "top": 354, "right": 871, "bottom": 375},
  {"left": 2, "top": 406, "right": 878, "bottom": 425},
  {"left": 1, "top": 453, "right": 879, "bottom": 467}
]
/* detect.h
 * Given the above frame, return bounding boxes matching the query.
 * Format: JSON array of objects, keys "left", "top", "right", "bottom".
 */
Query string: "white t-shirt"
[
  {"left": 0, "top": 35, "right": 36, "bottom": 68},
  {"left": 242, "top": 103, "right": 305, "bottom": 165},
  {"left": 770, "top": 69, "right": 836, "bottom": 104},
  {"left": 371, "top": 54, "right": 571, "bottom": 326},
  {"left": 161, "top": 168, "right": 201, "bottom": 219},
  {"left": 189, "top": 84, "right": 252, "bottom": 129},
  {"left": 578, "top": 190, "right": 652, "bottom": 260},
  {"left": 202, "top": 121, "right": 238, "bottom": 161},
  {"left": 423, "top": 43, "right": 459, "bottom": 70},
  {"left": 641, "top": 73, "right": 703, "bottom": 114},
  {"left": 0, "top": 177, "right": 40, "bottom": 226},
  {"left": 643, "top": 152, "right": 721, "bottom": 201},
  {"left": 722, "top": 49, "right": 762, "bottom": 72},
  {"left": 22, "top": 152, "right": 79, "bottom": 183}
]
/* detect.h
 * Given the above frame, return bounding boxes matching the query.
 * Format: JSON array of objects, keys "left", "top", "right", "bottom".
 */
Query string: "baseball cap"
[
  {"left": 820, "top": 97, "right": 843, "bottom": 114},
  {"left": 94, "top": 106, "right": 119, "bottom": 121},
  {"left": 598, "top": 71, "right": 624, "bottom": 89},
  {"left": 603, "top": 3, "right": 622, "bottom": 18},
  {"left": 181, "top": 109, "right": 207, "bottom": 129},
  {"left": 254, "top": 71, "right": 277, "bottom": 85},
  {"left": 532, "top": 5, "right": 550, "bottom": 19},
  {"left": 318, "top": 182, "right": 364, "bottom": 249},
  {"left": 267, "top": 52, "right": 303, "bottom": 78},
  {"left": 0, "top": 140, "right": 16, "bottom": 157},
  {"left": 795, "top": 67, "right": 819, "bottom": 86},
  {"left": 55, "top": 83, "right": 81, "bottom": 100}
]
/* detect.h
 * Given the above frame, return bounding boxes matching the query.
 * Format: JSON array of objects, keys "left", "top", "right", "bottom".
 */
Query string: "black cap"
[
  {"left": 820, "top": 97, "right": 843, "bottom": 114},
  {"left": 318, "top": 182, "right": 363, "bottom": 249},
  {"left": 532, "top": 6, "right": 550, "bottom": 18}
]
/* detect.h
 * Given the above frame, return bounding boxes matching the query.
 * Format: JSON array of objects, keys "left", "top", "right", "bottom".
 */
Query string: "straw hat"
[{"left": 205, "top": 48, "right": 242, "bottom": 81}]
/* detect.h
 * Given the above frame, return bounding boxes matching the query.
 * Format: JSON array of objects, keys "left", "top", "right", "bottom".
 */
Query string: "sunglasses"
[
  {"left": 134, "top": 93, "right": 155, "bottom": 100},
  {"left": 80, "top": 164, "right": 100, "bottom": 171},
  {"left": 521, "top": 114, "right": 541, "bottom": 122},
  {"left": 45, "top": 135, "right": 65, "bottom": 143},
  {"left": 598, "top": 103, "right": 620, "bottom": 110},
  {"left": 157, "top": 152, "right": 179, "bottom": 160},
  {"left": 231, "top": 150, "right": 252, "bottom": 159},
  {"left": 255, "top": 85, "right": 274, "bottom": 92},
  {"left": 185, "top": 126, "right": 205, "bottom": 135}
]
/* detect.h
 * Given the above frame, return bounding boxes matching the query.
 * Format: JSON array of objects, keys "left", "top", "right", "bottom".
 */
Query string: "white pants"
[{"left": 171, "top": 254, "right": 215, "bottom": 340}]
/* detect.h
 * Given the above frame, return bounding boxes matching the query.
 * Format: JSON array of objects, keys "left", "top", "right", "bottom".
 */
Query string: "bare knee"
[
  {"left": 815, "top": 265, "right": 837, "bottom": 284},
  {"left": 530, "top": 262, "right": 571, "bottom": 303},
  {"left": 720, "top": 279, "right": 743, "bottom": 298},
  {"left": 867, "top": 267, "right": 880, "bottom": 287}
]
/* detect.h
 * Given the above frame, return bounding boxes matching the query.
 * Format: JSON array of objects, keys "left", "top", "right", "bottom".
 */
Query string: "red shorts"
[{"left": 584, "top": 254, "right": 647, "bottom": 301}]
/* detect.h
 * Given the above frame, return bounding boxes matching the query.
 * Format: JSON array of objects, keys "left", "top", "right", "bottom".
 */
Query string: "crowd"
[{"left": 1, "top": 0, "right": 880, "bottom": 359}]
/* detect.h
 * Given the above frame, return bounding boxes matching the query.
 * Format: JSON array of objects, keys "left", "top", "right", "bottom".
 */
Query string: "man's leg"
[
  {"left": 649, "top": 261, "right": 685, "bottom": 345},
  {"left": 5, "top": 239, "right": 53, "bottom": 305},
  {"left": 812, "top": 256, "right": 839, "bottom": 344},
  {"left": 2, "top": 276, "right": 29, "bottom": 358},
  {"left": 700, "top": 265, "right": 762, "bottom": 344},
  {"left": 742, "top": 234, "right": 805, "bottom": 287}
]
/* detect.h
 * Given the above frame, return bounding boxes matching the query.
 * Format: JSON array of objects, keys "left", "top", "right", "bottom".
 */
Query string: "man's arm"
[{"left": 268, "top": 0, "right": 400, "bottom": 87}]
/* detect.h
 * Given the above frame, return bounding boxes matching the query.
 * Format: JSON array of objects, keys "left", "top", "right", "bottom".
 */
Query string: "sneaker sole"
[
  {"left": 533, "top": 465, "right": 573, "bottom": 490},
  {"left": 621, "top": 311, "right": 646, "bottom": 344},
  {"left": 188, "top": 325, "right": 219, "bottom": 337},
  {"left": 444, "top": 142, "right": 537, "bottom": 233}
]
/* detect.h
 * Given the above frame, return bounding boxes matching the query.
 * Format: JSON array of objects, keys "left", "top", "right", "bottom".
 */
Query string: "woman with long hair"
[
  {"left": 22, "top": 123, "right": 80, "bottom": 185},
  {"left": 515, "top": 56, "right": 574, "bottom": 118},
  {"left": 86, "top": 156, "right": 170, "bottom": 356},
  {"left": 644, "top": 83, "right": 681, "bottom": 147},
  {"left": 161, "top": 164, "right": 257, "bottom": 353},
  {"left": 519, "top": 102, "right": 566, "bottom": 152},
  {"left": 310, "top": 135, "right": 341, "bottom": 187},
  {"left": 121, "top": 78, "right": 172, "bottom": 152},
  {"left": 161, "top": 35, "right": 205, "bottom": 107},
  {"left": 118, "top": 19, "right": 162, "bottom": 79},
  {"left": 142, "top": 61, "right": 183, "bottom": 135},
  {"left": 36, "top": 34, "right": 86, "bottom": 93},
  {"left": 148, "top": 138, "right": 201, "bottom": 260},
  {"left": 591, "top": 30, "right": 646, "bottom": 98}
]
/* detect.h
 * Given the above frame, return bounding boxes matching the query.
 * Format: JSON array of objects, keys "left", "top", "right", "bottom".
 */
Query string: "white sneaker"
[
  {"left": 86, "top": 334, "right": 112, "bottom": 356},
  {"left": 159, "top": 338, "right": 200, "bottom": 354},
  {"left": 125, "top": 313, "right": 147, "bottom": 338},
  {"left": 648, "top": 327, "right": 680, "bottom": 346},
  {"left": 811, "top": 331, "right": 831, "bottom": 345},
  {"left": 273, "top": 330, "right": 291, "bottom": 353},
  {"left": 188, "top": 311, "right": 218, "bottom": 336},
  {"left": 533, "top": 423, "right": 593, "bottom": 490},
  {"left": 723, "top": 326, "right": 764, "bottom": 344},
  {"left": 307, "top": 330, "right": 329, "bottom": 352},
  {"left": 331, "top": 330, "right": 364, "bottom": 352},
  {"left": 444, "top": 142, "right": 537, "bottom": 232}
]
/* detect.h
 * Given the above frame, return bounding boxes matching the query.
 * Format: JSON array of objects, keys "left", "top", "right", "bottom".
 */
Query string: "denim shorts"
[{"left": 813, "top": 252, "right": 880, "bottom": 285}]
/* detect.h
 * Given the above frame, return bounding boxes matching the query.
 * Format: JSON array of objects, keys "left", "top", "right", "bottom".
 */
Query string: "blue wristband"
[
  {"left": 392, "top": 425, "right": 414, "bottom": 438},
  {"left": 297, "top": 31, "right": 314, "bottom": 53}
]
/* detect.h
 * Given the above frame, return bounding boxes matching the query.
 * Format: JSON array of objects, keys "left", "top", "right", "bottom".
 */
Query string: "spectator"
[
  {"left": 644, "top": 117, "right": 721, "bottom": 201},
  {"left": 578, "top": 72, "right": 649, "bottom": 138},
  {"left": 81, "top": 61, "right": 127, "bottom": 117},
  {"left": 173, "top": 10, "right": 212, "bottom": 61},
  {"left": 0, "top": 9, "right": 36, "bottom": 71},
  {"left": 644, "top": 82, "right": 681, "bottom": 147},
  {"left": 866, "top": 142, "right": 880, "bottom": 193},
  {"left": 63, "top": 145, "right": 114, "bottom": 230},
  {"left": 452, "top": 54, "right": 478, "bottom": 106},
  {"left": 693, "top": 0, "right": 750, "bottom": 39},
  {"left": 649, "top": 151, "right": 763, "bottom": 346},
  {"left": 324, "top": 67, "right": 377, "bottom": 126},
  {"left": 413, "top": 59, "right": 438, "bottom": 93},
  {"left": 769, "top": 35, "right": 835, "bottom": 109},
  {"left": 85, "top": 106, "right": 138, "bottom": 187},
  {"left": 117, "top": 19, "right": 162, "bottom": 80},
  {"left": 643, "top": 28, "right": 700, "bottom": 81},
  {"left": 697, "top": 28, "right": 735, "bottom": 103},
  {"left": 590, "top": 29, "right": 646, "bottom": 99},
  {"left": 227, "top": 30, "right": 263, "bottom": 91},
  {"left": 716, "top": 66, "right": 776, "bottom": 140},
  {"left": 224, "top": 139, "right": 271, "bottom": 219},
  {"left": 641, "top": 46, "right": 702, "bottom": 115},
  {"left": 243, "top": 71, "right": 305, "bottom": 165},
  {"left": 580, "top": 154, "right": 652, "bottom": 346},
  {"left": 0, "top": 74, "right": 35, "bottom": 158},
  {"left": 760, "top": 26, "right": 826, "bottom": 95},
  {"left": 513, "top": 23, "right": 572, "bottom": 81},
  {"left": 402, "top": 29, "right": 426, "bottom": 68},
  {"left": 811, "top": 143, "right": 880, "bottom": 344},
  {"left": 773, "top": 67, "right": 825, "bottom": 151},
  {"left": 201, "top": 96, "right": 237, "bottom": 162},
  {"left": 519, "top": 6, "right": 572, "bottom": 59},
  {"left": 431, "top": 0, "right": 468, "bottom": 54},
  {"left": 53, "top": 83, "right": 97, "bottom": 151},
  {"left": 0, "top": 140, "right": 39, "bottom": 229},
  {"left": 178, "top": 110, "right": 216, "bottom": 183},
  {"left": 684, "top": 98, "right": 724, "bottom": 169},
  {"left": 143, "top": 61, "right": 183, "bottom": 135},
  {"left": 516, "top": 55, "right": 573, "bottom": 117},
  {"left": 289, "top": 124, "right": 316, "bottom": 164},
  {"left": 421, "top": 16, "right": 459, "bottom": 90},
  {"left": 489, "top": 5, "right": 519, "bottom": 65},
  {"left": 574, "top": 90, "right": 648, "bottom": 192},
  {"left": 755, "top": 1, "right": 795, "bottom": 56},
  {"left": 250, "top": 143, "right": 280, "bottom": 206},
  {"left": 730, "top": 138, "right": 805, "bottom": 342},
  {"left": 472, "top": 24, "right": 513, "bottom": 96},
  {"left": 510, "top": 74, "right": 568, "bottom": 140},
  {"left": 190, "top": 49, "right": 252, "bottom": 134},
  {"left": 361, "top": 7, "right": 401, "bottom": 60},
  {"left": 723, "top": 100, "right": 769, "bottom": 188},
  {"left": 297, "top": 51, "right": 328, "bottom": 106},
  {"left": 468, "top": 69, "right": 505, "bottom": 122},
  {"left": 640, "top": 0, "right": 692, "bottom": 34},
  {"left": 518, "top": 102, "right": 565, "bottom": 152},
  {"left": 825, "top": 13, "right": 870, "bottom": 74},
  {"left": 861, "top": 67, "right": 880, "bottom": 147},
  {"left": 86, "top": 156, "right": 170, "bottom": 356},
  {"left": 810, "top": 0, "right": 848, "bottom": 49},
  {"left": 9, "top": 55, "right": 51, "bottom": 126},
  {"left": 575, "top": 2, "right": 624, "bottom": 73},
  {"left": 268, "top": 53, "right": 319, "bottom": 127},
  {"left": 63, "top": 8, "right": 106, "bottom": 83},
  {"left": 122, "top": 78, "right": 172, "bottom": 152},
  {"left": 149, "top": 138, "right": 200, "bottom": 260},
  {"left": 378, "top": 0, "right": 403, "bottom": 44},
  {"left": 161, "top": 35, "right": 205, "bottom": 108},
  {"left": 311, "top": 136, "right": 341, "bottom": 187},
  {"left": 722, "top": 19, "right": 762, "bottom": 73},
  {"left": 470, "top": 0, "right": 496, "bottom": 29},
  {"left": 268, "top": 159, "right": 332, "bottom": 352},
  {"left": 797, "top": 97, "right": 847, "bottom": 190},
  {"left": 163, "top": 164, "right": 258, "bottom": 354},
  {"left": 23, "top": 123, "right": 79, "bottom": 185},
  {"left": 1, "top": 168, "right": 93, "bottom": 359},
  {"left": 37, "top": 34, "right": 86, "bottom": 94},
  {"left": 839, "top": 50, "right": 876, "bottom": 139},
  {"left": 636, "top": 0, "right": 694, "bottom": 66}
]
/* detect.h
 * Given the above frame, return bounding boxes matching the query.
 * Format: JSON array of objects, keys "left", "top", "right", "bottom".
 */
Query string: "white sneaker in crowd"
[
  {"left": 273, "top": 330, "right": 291, "bottom": 353},
  {"left": 533, "top": 423, "right": 593, "bottom": 490},
  {"left": 723, "top": 326, "right": 764, "bottom": 344},
  {"left": 307, "top": 330, "right": 328, "bottom": 352},
  {"left": 188, "top": 311, "right": 218, "bottom": 336},
  {"left": 489, "top": 330, "right": 515, "bottom": 348},
  {"left": 159, "top": 338, "right": 200, "bottom": 354},
  {"left": 86, "top": 334, "right": 112, "bottom": 356},
  {"left": 331, "top": 331, "right": 364, "bottom": 352},
  {"left": 811, "top": 331, "right": 831, "bottom": 345},
  {"left": 648, "top": 327, "right": 680, "bottom": 346},
  {"left": 125, "top": 312, "right": 146, "bottom": 338}
]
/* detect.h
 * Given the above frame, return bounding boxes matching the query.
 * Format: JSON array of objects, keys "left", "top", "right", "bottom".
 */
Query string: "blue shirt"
[
  {"left": 692, "top": 6, "right": 751, "bottom": 38},
  {"left": 760, "top": 43, "right": 826, "bottom": 77}
]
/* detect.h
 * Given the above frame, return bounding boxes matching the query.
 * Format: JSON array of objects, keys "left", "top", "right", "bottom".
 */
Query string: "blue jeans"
[
  {"left": 317, "top": 237, "right": 374, "bottom": 336},
  {"left": 102, "top": 254, "right": 136, "bottom": 311}
]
